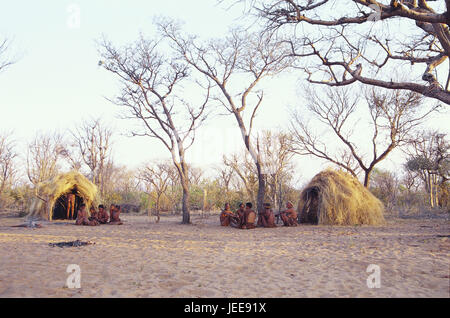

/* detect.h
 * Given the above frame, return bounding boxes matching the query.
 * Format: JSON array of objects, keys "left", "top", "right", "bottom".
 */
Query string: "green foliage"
[
  {"left": 139, "top": 192, "right": 151, "bottom": 213},
  {"left": 188, "top": 184, "right": 204, "bottom": 210},
  {"left": 1, "top": 184, "right": 34, "bottom": 212},
  {"left": 406, "top": 156, "right": 435, "bottom": 172}
]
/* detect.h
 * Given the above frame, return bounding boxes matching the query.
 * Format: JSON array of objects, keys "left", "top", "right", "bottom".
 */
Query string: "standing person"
[
  {"left": 280, "top": 201, "right": 298, "bottom": 227},
  {"left": 97, "top": 204, "right": 109, "bottom": 224},
  {"left": 258, "top": 203, "right": 276, "bottom": 228},
  {"left": 220, "top": 203, "right": 235, "bottom": 226},
  {"left": 66, "top": 192, "right": 76, "bottom": 220}
]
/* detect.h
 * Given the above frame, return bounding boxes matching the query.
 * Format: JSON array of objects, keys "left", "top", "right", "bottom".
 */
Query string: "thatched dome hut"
[
  {"left": 298, "top": 169, "right": 385, "bottom": 225},
  {"left": 28, "top": 171, "right": 98, "bottom": 221}
]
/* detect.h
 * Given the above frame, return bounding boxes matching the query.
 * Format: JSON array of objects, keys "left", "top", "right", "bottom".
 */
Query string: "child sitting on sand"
[
  {"left": 97, "top": 204, "right": 109, "bottom": 224},
  {"left": 109, "top": 204, "right": 123, "bottom": 225},
  {"left": 89, "top": 206, "right": 99, "bottom": 222}
]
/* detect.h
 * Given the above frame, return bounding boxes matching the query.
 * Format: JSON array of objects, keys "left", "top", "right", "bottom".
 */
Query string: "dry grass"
[
  {"left": 28, "top": 171, "right": 98, "bottom": 220},
  {"left": 298, "top": 169, "right": 385, "bottom": 225}
]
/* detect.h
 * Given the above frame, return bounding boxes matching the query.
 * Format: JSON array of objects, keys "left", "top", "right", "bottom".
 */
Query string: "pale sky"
[{"left": 0, "top": 1, "right": 448, "bottom": 187}]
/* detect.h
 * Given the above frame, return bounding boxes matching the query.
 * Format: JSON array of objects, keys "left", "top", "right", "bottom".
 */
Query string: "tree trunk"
[
  {"left": 429, "top": 173, "right": 434, "bottom": 208},
  {"left": 203, "top": 189, "right": 207, "bottom": 212},
  {"left": 155, "top": 194, "right": 161, "bottom": 223},
  {"left": 98, "top": 172, "right": 103, "bottom": 197},
  {"left": 435, "top": 176, "right": 439, "bottom": 207},
  {"left": 256, "top": 162, "right": 265, "bottom": 215},
  {"left": 147, "top": 192, "right": 153, "bottom": 220},
  {"left": 433, "top": 174, "right": 438, "bottom": 208},
  {"left": 426, "top": 173, "right": 431, "bottom": 208},
  {"left": 278, "top": 179, "right": 283, "bottom": 213},
  {"left": 272, "top": 175, "right": 278, "bottom": 211},
  {"left": 181, "top": 181, "right": 190, "bottom": 224},
  {"left": 0, "top": 181, "right": 5, "bottom": 198},
  {"left": 363, "top": 169, "right": 373, "bottom": 188}
]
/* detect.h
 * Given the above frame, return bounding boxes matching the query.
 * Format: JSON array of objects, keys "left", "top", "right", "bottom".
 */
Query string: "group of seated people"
[
  {"left": 75, "top": 203, "right": 123, "bottom": 226},
  {"left": 220, "top": 201, "right": 298, "bottom": 229}
]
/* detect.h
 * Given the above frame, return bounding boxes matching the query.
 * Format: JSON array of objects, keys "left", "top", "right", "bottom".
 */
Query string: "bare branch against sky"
[
  {"left": 98, "top": 34, "right": 210, "bottom": 224},
  {"left": 240, "top": 0, "right": 450, "bottom": 104}
]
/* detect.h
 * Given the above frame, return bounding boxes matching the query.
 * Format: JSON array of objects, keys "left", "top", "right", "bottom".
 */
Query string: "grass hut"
[
  {"left": 298, "top": 169, "right": 385, "bottom": 225},
  {"left": 28, "top": 171, "right": 98, "bottom": 221}
]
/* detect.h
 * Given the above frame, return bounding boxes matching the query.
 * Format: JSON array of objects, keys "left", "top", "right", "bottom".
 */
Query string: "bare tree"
[
  {"left": 258, "top": 130, "right": 296, "bottom": 212},
  {"left": 290, "top": 85, "right": 438, "bottom": 187},
  {"left": 97, "top": 163, "right": 139, "bottom": 207},
  {"left": 109, "top": 166, "right": 141, "bottom": 207},
  {"left": 222, "top": 131, "right": 296, "bottom": 211},
  {"left": 98, "top": 35, "right": 210, "bottom": 224},
  {"left": 241, "top": 0, "right": 450, "bottom": 104},
  {"left": 210, "top": 165, "right": 236, "bottom": 206},
  {"left": 163, "top": 164, "right": 182, "bottom": 213},
  {"left": 70, "top": 117, "right": 113, "bottom": 196},
  {"left": 58, "top": 142, "right": 82, "bottom": 172},
  {"left": 0, "top": 132, "right": 18, "bottom": 207},
  {"left": 223, "top": 152, "right": 258, "bottom": 202},
  {"left": 405, "top": 130, "right": 449, "bottom": 207},
  {"left": 370, "top": 168, "right": 400, "bottom": 210},
  {"left": 188, "top": 166, "right": 204, "bottom": 186},
  {"left": 401, "top": 167, "right": 422, "bottom": 192},
  {"left": 0, "top": 38, "right": 15, "bottom": 73},
  {"left": 26, "top": 132, "right": 64, "bottom": 185},
  {"left": 138, "top": 162, "right": 174, "bottom": 222},
  {"left": 160, "top": 20, "right": 293, "bottom": 214},
  {"left": 215, "top": 165, "right": 235, "bottom": 193}
]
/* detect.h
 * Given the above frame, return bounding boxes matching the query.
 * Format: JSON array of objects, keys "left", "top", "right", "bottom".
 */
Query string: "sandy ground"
[{"left": 0, "top": 212, "right": 448, "bottom": 298}]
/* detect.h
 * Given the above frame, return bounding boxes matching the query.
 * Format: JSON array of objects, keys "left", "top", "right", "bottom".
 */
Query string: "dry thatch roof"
[
  {"left": 298, "top": 169, "right": 385, "bottom": 226},
  {"left": 28, "top": 171, "right": 97, "bottom": 221}
]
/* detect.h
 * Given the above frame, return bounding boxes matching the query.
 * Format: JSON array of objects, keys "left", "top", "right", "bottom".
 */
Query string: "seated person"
[
  {"left": 75, "top": 204, "right": 98, "bottom": 226},
  {"left": 89, "top": 206, "right": 98, "bottom": 219},
  {"left": 108, "top": 204, "right": 114, "bottom": 221},
  {"left": 109, "top": 204, "right": 123, "bottom": 225},
  {"left": 88, "top": 205, "right": 100, "bottom": 225},
  {"left": 97, "top": 204, "right": 109, "bottom": 224},
  {"left": 280, "top": 201, "right": 298, "bottom": 227},
  {"left": 257, "top": 202, "right": 276, "bottom": 228},
  {"left": 220, "top": 203, "right": 235, "bottom": 226},
  {"left": 241, "top": 202, "right": 256, "bottom": 229},
  {"left": 230, "top": 203, "right": 245, "bottom": 228}
]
